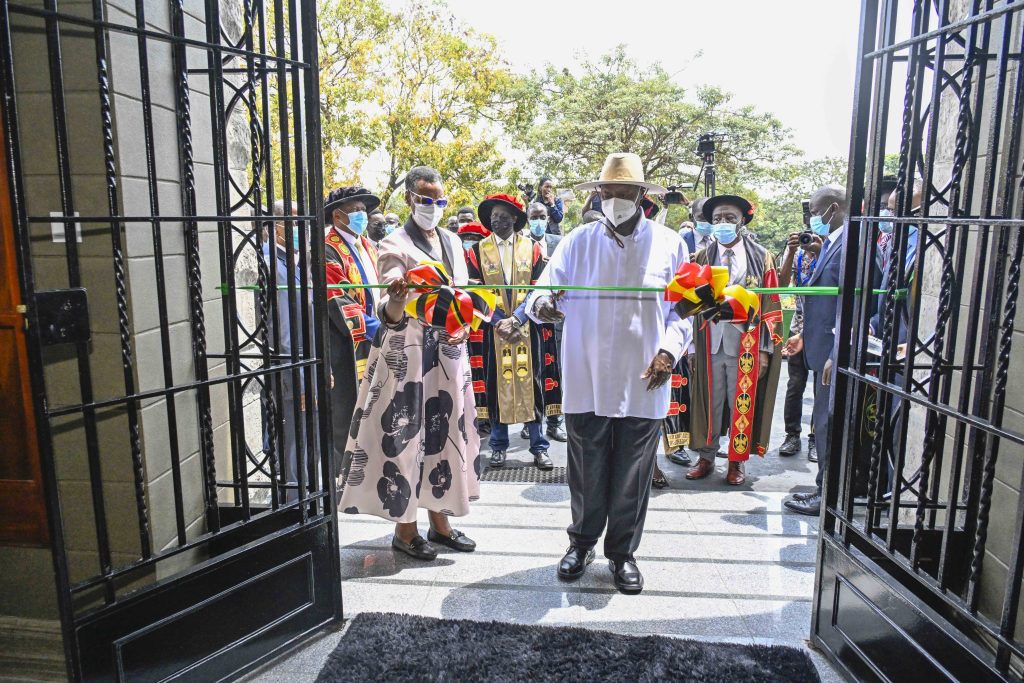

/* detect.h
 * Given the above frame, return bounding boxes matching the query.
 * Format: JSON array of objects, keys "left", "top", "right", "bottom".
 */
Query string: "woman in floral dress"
[{"left": 338, "top": 166, "right": 480, "bottom": 561}]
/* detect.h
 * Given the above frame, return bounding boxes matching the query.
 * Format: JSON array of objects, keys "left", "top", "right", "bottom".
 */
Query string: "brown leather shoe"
[
  {"left": 685, "top": 459, "right": 715, "bottom": 480},
  {"left": 726, "top": 461, "right": 746, "bottom": 486}
]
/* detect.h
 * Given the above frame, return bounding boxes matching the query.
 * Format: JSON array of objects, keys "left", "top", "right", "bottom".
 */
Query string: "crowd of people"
[{"left": 261, "top": 151, "right": 911, "bottom": 594}]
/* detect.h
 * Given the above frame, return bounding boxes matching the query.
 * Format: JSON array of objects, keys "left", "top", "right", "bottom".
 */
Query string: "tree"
[
  {"left": 368, "top": 2, "right": 536, "bottom": 212},
  {"left": 753, "top": 156, "right": 848, "bottom": 255},
  {"left": 316, "top": 0, "right": 393, "bottom": 185},
  {"left": 523, "top": 47, "right": 801, "bottom": 210}
]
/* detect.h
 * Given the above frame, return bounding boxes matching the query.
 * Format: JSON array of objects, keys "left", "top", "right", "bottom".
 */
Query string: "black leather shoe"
[
  {"left": 557, "top": 545, "right": 595, "bottom": 581},
  {"left": 784, "top": 493, "right": 821, "bottom": 516},
  {"left": 666, "top": 449, "right": 692, "bottom": 467},
  {"left": 546, "top": 424, "right": 567, "bottom": 442},
  {"left": 427, "top": 527, "right": 476, "bottom": 552},
  {"left": 790, "top": 489, "right": 820, "bottom": 502},
  {"left": 520, "top": 426, "right": 529, "bottom": 440},
  {"left": 609, "top": 559, "right": 644, "bottom": 594},
  {"left": 779, "top": 433, "right": 801, "bottom": 456},
  {"left": 807, "top": 438, "right": 818, "bottom": 463},
  {"left": 532, "top": 449, "right": 553, "bottom": 470},
  {"left": 391, "top": 535, "right": 437, "bottom": 560},
  {"left": 490, "top": 450, "right": 506, "bottom": 468}
]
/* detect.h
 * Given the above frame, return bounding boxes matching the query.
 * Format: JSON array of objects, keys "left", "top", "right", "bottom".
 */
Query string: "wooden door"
[{"left": 0, "top": 125, "right": 47, "bottom": 546}]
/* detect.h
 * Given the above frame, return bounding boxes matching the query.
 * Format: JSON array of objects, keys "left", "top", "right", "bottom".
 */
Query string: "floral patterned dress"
[{"left": 338, "top": 221, "right": 481, "bottom": 523}]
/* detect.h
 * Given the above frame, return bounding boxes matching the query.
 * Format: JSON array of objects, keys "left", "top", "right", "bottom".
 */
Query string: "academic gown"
[{"left": 687, "top": 237, "right": 784, "bottom": 461}]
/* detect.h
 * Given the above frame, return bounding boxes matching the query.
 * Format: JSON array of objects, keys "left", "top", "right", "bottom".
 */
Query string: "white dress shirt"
[
  {"left": 526, "top": 218, "right": 693, "bottom": 420},
  {"left": 496, "top": 234, "right": 514, "bottom": 282},
  {"left": 717, "top": 239, "right": 748, "bottom": 284}
]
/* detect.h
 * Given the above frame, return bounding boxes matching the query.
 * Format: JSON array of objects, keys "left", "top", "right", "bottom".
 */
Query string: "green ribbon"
[{"left": 220, "top": 283, "right": 901, "bottom": 296}]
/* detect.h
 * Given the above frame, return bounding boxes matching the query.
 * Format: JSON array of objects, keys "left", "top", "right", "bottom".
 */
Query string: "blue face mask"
[
  {"left": 695, "top": 221, "right": 714, "bottom": 237},
  {"left": 529, "top": 218, "right": 546, "bottom": 237},
  {"left": 713, "top": 222, "right": 738, "bottom": 244},
  {"left": 878, "top": 208, "right": 894, "bottom": 234},
  {"left": 384, "top": 223, "right": 396, "bottom": 235},
  {"left": 809, "top": 215, "right": 831, "bottom": 236},
  {"left": 347, "top": 210, "right": 368, "bottom": 235}
]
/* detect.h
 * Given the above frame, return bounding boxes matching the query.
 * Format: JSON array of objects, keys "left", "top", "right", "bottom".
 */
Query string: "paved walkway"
[{"left": 245, "top": 364, "right": 843, "bottom": 682}]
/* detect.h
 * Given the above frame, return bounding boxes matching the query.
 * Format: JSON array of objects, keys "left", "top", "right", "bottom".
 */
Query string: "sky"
[{"left": 435, "top": 0, "right": 864, "bottom": 161}]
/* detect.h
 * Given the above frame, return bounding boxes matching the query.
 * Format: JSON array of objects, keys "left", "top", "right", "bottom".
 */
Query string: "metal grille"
[
  {"left": 482, "top": 464, "right": 568, "bottom": 485},
  {"left": 816, "top": 0, "right": 1024, "bottom": 677},
  {"left": 0, "top": 0, "right": 337, "bottom": 675}
]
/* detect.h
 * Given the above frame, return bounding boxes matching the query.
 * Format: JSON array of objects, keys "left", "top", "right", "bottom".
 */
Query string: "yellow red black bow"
[
  {"left": 664, "top": 262, "right": 760, "bottom": 327},
  {"left": 403, "top": 261, "right": 497, "bottom": 335}
]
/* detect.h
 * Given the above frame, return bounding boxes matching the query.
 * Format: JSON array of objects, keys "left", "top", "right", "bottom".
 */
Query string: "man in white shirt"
[{"left": 527, "top": 153, "right": 692, "bottom": 594}]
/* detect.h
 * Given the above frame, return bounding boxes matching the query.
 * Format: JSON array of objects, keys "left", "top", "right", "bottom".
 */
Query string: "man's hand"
[
  {"left": 494, "top": 317, "right": 522, "bottom": 342},
  {"left": 534, "top": 295, "right": 565, "bottom": 323},
  {"left": 447, "top": 324, "right": 471, "bottom": 346},
  {"left": 641, "top": 350, "right": 675, "bottom": 391},
  {"left": 784, "top": 334, "right": 803, "bottom": 357},
  {"left": 688, "top": 354, "right": 696, "bottom": 374},
  {"left": 822, "top": 358, "right": 834, "bottom": 386},
  {"left": 758, "top": 351, "right": 770, "bottom": 379},
  {"left": 786, "top": 232, "right": 803, "bottom": 251}
]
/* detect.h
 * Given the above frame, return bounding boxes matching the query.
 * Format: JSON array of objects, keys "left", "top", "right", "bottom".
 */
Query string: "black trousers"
[
  {"left": 784, "top": 348, "right": 812, "bottom": 436},
  {"left": 565, "top": 412, "right": 662, "bottom": 562}
]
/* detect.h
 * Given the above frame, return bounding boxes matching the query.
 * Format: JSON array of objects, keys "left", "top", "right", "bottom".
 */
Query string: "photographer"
[
  {"left": 776, "top": 217, "right": 823, "bottom": 463},
  {"left": 522, "top": 177, "right": 565, "bottom": 235}
]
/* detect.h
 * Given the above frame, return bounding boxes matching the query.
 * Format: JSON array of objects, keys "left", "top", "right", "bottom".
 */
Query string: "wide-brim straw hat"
[{"left": 574, "top": 152, "right": 668, "bottom": 194}]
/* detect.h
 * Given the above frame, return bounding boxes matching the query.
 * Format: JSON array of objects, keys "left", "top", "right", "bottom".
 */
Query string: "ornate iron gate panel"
[
  {"left": 814, "top": 0, "right": 1024, "bottom": 680},
  {"left": 0, "top": 0, "right": 340, "bottom": 678}
]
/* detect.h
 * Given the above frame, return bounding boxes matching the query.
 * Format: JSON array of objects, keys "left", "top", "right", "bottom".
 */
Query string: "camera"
[
  {"left": 517, "top": 182, "right": 535, "bottom": 201},
  {"left": 663, "top": 185, "right": 686, "bottom": 205},
  {"left": 696, "top": 132, "right": 727, "bottom": 157},
  {"left": 799, "top": 231, "right": 816, "bottom": 247},
  {"left": 801, "top": 199, "right": 811, "bottom": 229}
]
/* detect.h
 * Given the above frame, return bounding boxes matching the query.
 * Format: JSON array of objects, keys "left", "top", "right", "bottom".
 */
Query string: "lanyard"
[{"left": 796, "top": 250, "right": 817, "bottom": 287}]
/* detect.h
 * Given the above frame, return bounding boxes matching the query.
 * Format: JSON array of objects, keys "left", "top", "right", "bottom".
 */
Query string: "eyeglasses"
[{"left": 410, "top": 190, "right": 449, "bottom": 209}]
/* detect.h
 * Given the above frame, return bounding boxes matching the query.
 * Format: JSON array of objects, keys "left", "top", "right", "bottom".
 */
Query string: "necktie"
[{"left": 723, "top": 248, "right": 735, "bottom": 284}]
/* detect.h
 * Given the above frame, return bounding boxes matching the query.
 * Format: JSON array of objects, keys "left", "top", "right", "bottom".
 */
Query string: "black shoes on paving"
[
  {"left": 532, "top": 449, "right": 553, "bottom": 470},
  {"left": 393, "top": 529, "right": 477, "bottom": 560},
  {"left": 610, "top": 559, "right": 644, "bottom": 594},
  {"left": 427, "top": 527, "right": 477, "bottom": 552},
  {"left": 556, "top": 546, "right": 644, "bottom": 594},
  {"left": 807, "top": 438, "right": 818, "bottom": 462},
  {"left": 779, "top": 433, "right": 801, "bottom": 456},
  {"left": 490, "top": 450, "right": 506, "bottom": 468},
  {"left": 546, "top": 424, "right": 567, "bottom": 442},
  {"left": 785, "top": 491, "right": 822, "bottom": 516},
  {"left": 391, "top": 535, "right": 438, "bottom": 561},
  {"left": 557, "top": 545, "right": 595, "bottom": 580},
  {"left": 666, "top": 449, "right": 691, "bottom": 467}
]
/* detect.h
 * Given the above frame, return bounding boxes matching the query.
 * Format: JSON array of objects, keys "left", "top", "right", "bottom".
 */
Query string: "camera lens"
[{"left": 799, "top": 232, "right": 813, "bottom": 246}]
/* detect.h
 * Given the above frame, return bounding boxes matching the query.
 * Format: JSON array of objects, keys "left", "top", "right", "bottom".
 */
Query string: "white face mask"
[
  {"left": 412, "top": 203, "right": 443, "bottom": 231},
  {"left": 601, "top": 196, "right": 639, "bottom": 227}
]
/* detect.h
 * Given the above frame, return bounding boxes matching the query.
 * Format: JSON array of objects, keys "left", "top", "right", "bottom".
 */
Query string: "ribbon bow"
[
  {"left": 403, "top": 261, "right": 497, "bottom": 335},
  {"left": 664, "top": 262, "right": 760, "bottom": 326}
]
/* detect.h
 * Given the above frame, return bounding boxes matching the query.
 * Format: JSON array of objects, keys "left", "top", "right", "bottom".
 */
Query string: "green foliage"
[
  {"left": 753, "top": 156, "right": 848, "bottom": 255},
  {"left": 522, "top": 47, "right": 802, "bottom": 210}
]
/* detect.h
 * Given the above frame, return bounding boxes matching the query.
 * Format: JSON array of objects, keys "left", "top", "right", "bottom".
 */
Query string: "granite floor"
[{"left": 243, "top": 363, "right": 845, "bottom": 682}]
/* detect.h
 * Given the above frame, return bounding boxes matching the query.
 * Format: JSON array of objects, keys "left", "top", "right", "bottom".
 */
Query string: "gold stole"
[{"left": 479, "top": 234, "right": 535, "bottom": 424}]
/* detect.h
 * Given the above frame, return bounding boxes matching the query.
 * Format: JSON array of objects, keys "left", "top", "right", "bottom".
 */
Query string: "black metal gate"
[
  {"left": 0, "top": 0, "right": 340, "bottom": 678},
  {"left": 814, "top": 0, "right": 1024, "bottom": 680}
]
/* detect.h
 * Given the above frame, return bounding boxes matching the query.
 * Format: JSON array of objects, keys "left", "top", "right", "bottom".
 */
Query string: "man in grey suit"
[{"left": 783, "top": 185, "right": 848, "bottom": 516}]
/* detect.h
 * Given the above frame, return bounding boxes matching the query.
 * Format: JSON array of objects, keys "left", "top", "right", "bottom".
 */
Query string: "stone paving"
[{"left": 244, "top": 363, "right": 844, "bottom": 682}]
